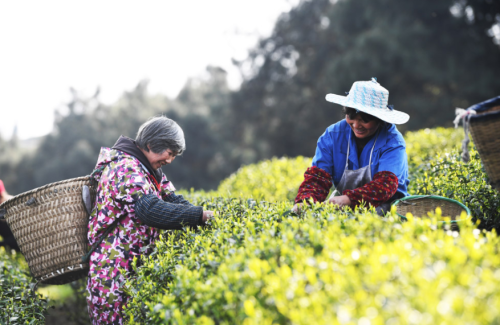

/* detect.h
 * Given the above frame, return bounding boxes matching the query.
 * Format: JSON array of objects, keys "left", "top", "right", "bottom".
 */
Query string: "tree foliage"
[
  {"left": 1, "top": 67, "right": 235, "bottom": 194},
  {"left": 230, "top": 0, "right": 500, "bottom": 161}
]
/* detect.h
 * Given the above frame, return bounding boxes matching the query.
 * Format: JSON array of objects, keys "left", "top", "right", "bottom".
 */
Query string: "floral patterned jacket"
[{"left": 86, "top": 146, "right": 177, "bottom": 324}]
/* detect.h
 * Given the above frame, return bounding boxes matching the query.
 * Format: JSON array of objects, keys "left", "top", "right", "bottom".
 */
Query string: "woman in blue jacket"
[{"left": 293, "top": 78, "right": 410, "bottom": 215}]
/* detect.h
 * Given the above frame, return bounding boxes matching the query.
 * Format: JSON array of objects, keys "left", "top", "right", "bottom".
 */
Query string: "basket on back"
[
  {"left": 392, "top": 195, "right": 470, "bottom": 229},
  {"left": 462, "top": 95, "right": 500, "bottom": 192},
  {"left": 0, "top": 176, "right": 95, "bottom": 285}
]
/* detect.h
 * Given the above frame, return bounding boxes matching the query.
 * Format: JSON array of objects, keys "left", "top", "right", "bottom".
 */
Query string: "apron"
[
  {"left": 329, "top": 129, "right": 379, "bottom": 198},
  {"left": 329, "top": 129, "right": 392, "bottom": 215}
]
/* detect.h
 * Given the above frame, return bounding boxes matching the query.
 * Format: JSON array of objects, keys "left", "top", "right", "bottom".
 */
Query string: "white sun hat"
[{"left": 325, "top": 78, "right": 409, "bottom": 125}]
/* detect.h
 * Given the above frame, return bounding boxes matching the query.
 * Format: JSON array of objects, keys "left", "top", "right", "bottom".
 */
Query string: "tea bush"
[
  {"left": 216, "top": 156, "right": 312, "bottom": 202},
  {"left": 0, "top": 246, "right": 47, "bottom": 324},
  {"left": 404, "top": 127, "right": 464, "bottom": 172},
  {"left": 124, "top": 198, "right": 500, "bottom": 324},
  {"left": 410, "top": 148, "right": 500, "bottom": 230}
]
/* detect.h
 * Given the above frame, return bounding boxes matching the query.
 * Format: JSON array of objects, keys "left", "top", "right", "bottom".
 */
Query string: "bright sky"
[{"left": 0, "top": 0, "right": 296, "bottom": 140}]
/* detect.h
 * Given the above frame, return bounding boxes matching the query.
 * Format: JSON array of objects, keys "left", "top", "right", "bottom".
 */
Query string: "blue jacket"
[{"left": 312, "top": 120, "right": 409, "bottom": 197}]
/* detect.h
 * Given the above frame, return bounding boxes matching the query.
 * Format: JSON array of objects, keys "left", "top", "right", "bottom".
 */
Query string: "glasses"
[{"left": 344, "top": 107, "right": 376, "bottom": 123}]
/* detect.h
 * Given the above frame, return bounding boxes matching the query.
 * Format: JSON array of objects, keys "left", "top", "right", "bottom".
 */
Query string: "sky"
[{"left": 0, "top": 0, "right": 297, "bottom": 140}]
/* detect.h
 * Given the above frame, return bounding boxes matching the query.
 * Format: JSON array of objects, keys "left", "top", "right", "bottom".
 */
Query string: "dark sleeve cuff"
[
  {"left": 343, "top": 171, "right": 398, "bottom": 208},
  {"left": 295, "top": 166, "right": 333, "bottom": 204},
  {"left": 136, "top": 194, "right": 203, "bottom": 230}
]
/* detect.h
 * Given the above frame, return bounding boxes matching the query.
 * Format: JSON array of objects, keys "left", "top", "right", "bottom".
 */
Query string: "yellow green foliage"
[
  {"left": 405, "top": 127, "right": 464, "bottom": 169},
  {"left": 216, "top": 156, "right": 312, "bottom": 202},
  {"left": 125, "top": 199, "right": 500, "bottom": 324},
  {"left": 410, "top": 148, "right": 500, "bottom": 230}
]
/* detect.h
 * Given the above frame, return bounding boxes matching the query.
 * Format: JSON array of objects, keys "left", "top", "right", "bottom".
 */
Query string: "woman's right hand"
[
  {"left": 328, "top": 195, "right": 351, "bottom": 208},
  {"left": 202, "top": 210, "right": 214, "bottom": 223}
]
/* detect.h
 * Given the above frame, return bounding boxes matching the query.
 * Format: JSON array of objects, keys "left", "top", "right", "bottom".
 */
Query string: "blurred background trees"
[
  {"left": 230, "top": 0, "right": 500, "bottom": 161},
  {"left": 1, "top": 0, "right": 499, "bottom": 193}
]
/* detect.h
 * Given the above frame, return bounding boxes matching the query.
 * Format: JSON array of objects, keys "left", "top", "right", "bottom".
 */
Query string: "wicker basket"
[
  {"left": 392, "top": 195, "right": 470, "bottom": 228},
  {"left": 0, "top": 176, "right": 95, "bottom": 285},
  {"left": 468, "top": 105, "right": 500, "bottom": 192}
]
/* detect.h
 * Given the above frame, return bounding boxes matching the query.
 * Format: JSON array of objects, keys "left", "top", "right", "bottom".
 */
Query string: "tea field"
[
  {"left": 125, "top": 201, "right": 500, "bottom": 325},
  {"left": 2, "top": 127, "right": 500, "bottom": 324}
]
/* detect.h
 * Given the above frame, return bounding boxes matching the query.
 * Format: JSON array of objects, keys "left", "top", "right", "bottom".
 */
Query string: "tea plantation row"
[{"left": 124, "top": 200, "right": 500, "bottom": 324}]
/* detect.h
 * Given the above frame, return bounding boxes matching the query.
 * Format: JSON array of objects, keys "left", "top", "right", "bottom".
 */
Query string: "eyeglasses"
[{"left": 344, "top": 107, "right": 376, "bottom": 123}]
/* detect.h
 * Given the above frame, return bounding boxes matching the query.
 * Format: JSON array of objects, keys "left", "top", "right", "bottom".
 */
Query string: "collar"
[{"left": 111, "top": 135, "right": 162, "bottom": 183}]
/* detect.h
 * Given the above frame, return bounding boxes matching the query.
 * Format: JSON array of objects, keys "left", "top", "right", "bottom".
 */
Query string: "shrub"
[
  {"left": 404, "top": 127, "right": 464, "bottom": 172},
  {"left": 0, "top": 246, "right": 48, "bottom": 324},
  {"left": 409, "top": 148, "right": 500, "bottom": 230},
  {"left": 405, "top": 127, "right": 499, "bottom": 229},
  {"left": 216, "top": 156, "right": 312, "bottom": 202},
  {"left": 124, "top": 198, "right": 500, "bottom": 324}
]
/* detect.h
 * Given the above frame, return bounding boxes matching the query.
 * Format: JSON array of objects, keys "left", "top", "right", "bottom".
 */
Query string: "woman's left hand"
[{"left": 328, "top": 195, "right": 351, "bottom": 208}]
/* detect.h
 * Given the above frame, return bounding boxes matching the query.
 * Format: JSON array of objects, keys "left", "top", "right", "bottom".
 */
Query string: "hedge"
[
  {"left": 216, "top": 156, "right": 311, "bottom": 202},
  {"left": 124, "top": 198, "right": 500, "bottom": 324},
  {"left": 404, "top": 127, "right": 464, "bottom": 172},
  {"left": 409, "top": 148, "right": 500, "bottom": 230}
]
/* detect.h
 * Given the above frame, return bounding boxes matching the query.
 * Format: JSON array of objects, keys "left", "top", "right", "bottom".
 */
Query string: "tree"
[
  {"left": 1, "top": 66, "right": 235, "bottom": 194},
  {"left": 170, "top": 66, "right": 237, "bottom": 189},
  {"left": 230, "top": 0, "right": 500, "bottom": 162}
]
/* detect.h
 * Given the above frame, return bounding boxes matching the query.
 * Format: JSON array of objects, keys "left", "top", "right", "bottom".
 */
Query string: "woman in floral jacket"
[
  {"left": 293, "top": 78, "right": 410, "bottom": 215},
  {"left": 86, "top": 116, "right": 213, "bottom": 324}
]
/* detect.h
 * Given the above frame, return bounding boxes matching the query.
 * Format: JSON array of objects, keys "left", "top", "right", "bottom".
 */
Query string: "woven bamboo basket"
[
  {"left": 468, "top": 105, "right": 500, "bottom": 192},
  {"left": 0, "top": 176, "right": 95, "bottom": 285},
  {"left": 392, "top": 195, "right": 470, "bottom": 229}
]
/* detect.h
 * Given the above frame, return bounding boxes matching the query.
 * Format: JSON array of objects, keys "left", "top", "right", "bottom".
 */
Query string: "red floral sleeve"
[
  {"left": 343, "top": 171, "right": 398, "bottom": 208},
  {"left": 295, "top": 166, "right": 333, "bottom": 204}
]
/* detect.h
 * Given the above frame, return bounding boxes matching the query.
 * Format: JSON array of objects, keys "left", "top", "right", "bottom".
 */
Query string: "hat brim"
[{"left": 326, "top": 94, "right": 409, "bottom": 125}]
